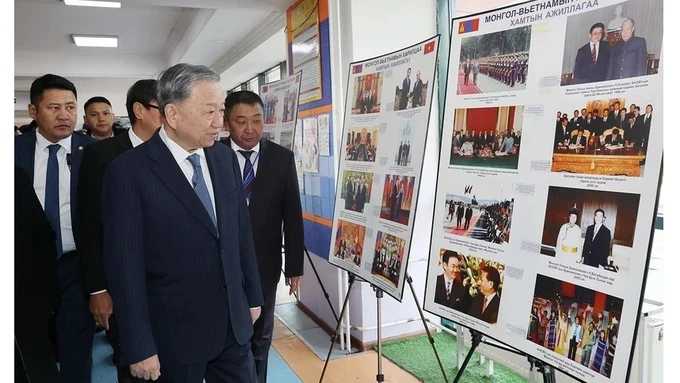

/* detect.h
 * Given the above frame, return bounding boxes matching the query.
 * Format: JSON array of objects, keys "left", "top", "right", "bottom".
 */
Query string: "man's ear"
[
  {"left": 164, "top": 103, "right": 178, "bottom": 129},
  {"left": 133, "top": 102, "right": 145, "bottom": 121},
  {"left": 28, "top": 104, "right": 37, "bottom": 120}
]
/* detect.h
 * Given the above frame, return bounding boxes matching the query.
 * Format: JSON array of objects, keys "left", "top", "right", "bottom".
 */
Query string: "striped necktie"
[{"left": 239, "top": 150, "right": 255, "bottom": 202}]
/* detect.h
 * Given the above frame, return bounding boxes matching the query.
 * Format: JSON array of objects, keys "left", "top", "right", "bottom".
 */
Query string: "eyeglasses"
[{"left": 147, "top": 104, "right": 159, "bottom": 110}]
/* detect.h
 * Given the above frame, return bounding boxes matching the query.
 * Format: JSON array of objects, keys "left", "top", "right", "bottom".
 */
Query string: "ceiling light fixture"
[
  {"left": 64, "top": 0, "right": 121, "bottom": 8},
  {"left": 72, "top": 35, "right": 119, "bottom": 48}
]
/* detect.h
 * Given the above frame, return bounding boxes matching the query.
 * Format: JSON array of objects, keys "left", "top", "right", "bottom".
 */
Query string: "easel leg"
[
  {"left": 374, "top": 286, "right": 384, "bottom": 382},
  {"left": 527, "top": 356, "right": 557, "bottom": 383},
  {"left": 406, "top": 274, "right": 449, "bottom": 382},
  {"left": 452, "top": 330, "right": 483, "bottom": 383},
  {"left": 305, "top": 246, "right": 340, "bottom": 323},
  {"left": 319, "top": 274, "right": 356, "bottom": 383}
]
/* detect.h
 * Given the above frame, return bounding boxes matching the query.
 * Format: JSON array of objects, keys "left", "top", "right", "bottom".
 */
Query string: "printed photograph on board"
[
  {"left": 560, "top": 0, "right": 663, "bottom": 86},
  {"left": 263, "top": 94, "right": 278, "bottom": 125},
  {"left": 282, "top": 89, "right": 298, "bottom": 123},
  {"left": 528, "top": 274, "right": 623, "bottom": 378},
  {"left": 332, "top": 220, "right": 367, "bottom": 267},
  {"left": 450, "top": 105, "right": 524, "bottom": 169},
  {"left": 540, "top": 186, "right": 641, "bottom": 273},
  {"left": 351, "top": 72, "right": 384, "bottom": 115},
  {"left": 380, "top": 174, "right": 416, "bottom": 226},
  {"left": 393, "top": 67, "right": 430, "bottom": 111},
  {"left": 280, "top": 130, "right": 294, "bottom": 151},
  {"left": 371, "top": 231, "right": 406, "bottom": 289},
  {"left": 394, "top": 120, "right": 414, "bottom": 167},
  {"left": 262, "top": 130, "right": 275, "bottom": 141},
  {"left": 433, "top": 249, "right": 505, "bottom": 325},
  {"left": 552, "top": 98, "right": 653, "bottom": 177},
  {"left": 341, "top": 170, "right": 374, "bottom": 214},
  {"left": 345, "top": 126, "right": 378, "bottom": 162},
  {"left": 442, "top": 181, "right": 514, "bottom": 245},
  {"left": 456, "top": 26, "right": 531, "bottom": 95}
]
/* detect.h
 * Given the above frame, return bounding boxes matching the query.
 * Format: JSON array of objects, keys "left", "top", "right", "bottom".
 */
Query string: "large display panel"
[
  {"left": 423, "top": 1, "right": 663, "bottom": 382},
  {"left": 259, "top": 71, "right": 303, "bottom": 150},
  {"left": 328, "top": 36, "right": 440, "bottom": 301}
]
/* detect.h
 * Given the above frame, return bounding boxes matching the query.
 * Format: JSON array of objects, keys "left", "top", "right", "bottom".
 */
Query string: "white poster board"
[
  {"left": 328, "top": 36, "right": 441, "bottom": 301},
  {"left": 260, "top": 71, "right": 302, "bottom": 151},
  {"left": 424, "top": 1, "right": 663, "bottom": 382}
]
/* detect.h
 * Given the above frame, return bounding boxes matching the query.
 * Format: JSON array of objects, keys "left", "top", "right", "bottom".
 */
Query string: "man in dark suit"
[
  {"left": 15, "top": 166, "right": 60, "bottom": 383},
  {"left": 15, "top": 74, "right": 97, "bottom": 383},
  {"left": 83, "top": 96, "right": 126, "bottom": 140},
  {"left": 581, "top": 209, "right": 612, "bottom": 268},
  {"left": 573, "top": 23, "right": 611, "bottom": 84},
  {"left": 607, "top": 19, "right": 648, "bottom": 80},
  {"left": 222, "top": 90, "right": 304, "bottom": 383},
  {"left": 570, "top": 128, "right": 587, "bottom": 147},
  {"left": 77, "top": 79, "right": 161, "bottom": 383},
  {"left": 467, "top": 265, "right": 501, "bottom": 324},
  {"left": 101, "top": 64, "right": 263, "bottom": 382},
  {"left": 605, "top": 128, "right": 624, "bottom": 146},
  {"left": 399, "top": 68, "right": 411, "bottom": 110},
  {"left": 464, "top": 205, "right": 473, "bottom": 230},
  {"left": 411, "top": 70, "right": 424, "bottom": 107},
  {"left": 433, "top": 250, "right": 470, "bottom": 312},
  {"left": 555, "top": 118, "right": 570, "bottom": 149}
]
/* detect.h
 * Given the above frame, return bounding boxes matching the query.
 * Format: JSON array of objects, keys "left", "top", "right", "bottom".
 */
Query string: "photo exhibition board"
[
  {"left": 328, "top": 36, "right": 441, "bottom": 301},
  {"left": 423, "top": 1, "right": 663, "bottom": 383},
  {"left": 259, "top": 71, "right": 302, "bottom": 152}
]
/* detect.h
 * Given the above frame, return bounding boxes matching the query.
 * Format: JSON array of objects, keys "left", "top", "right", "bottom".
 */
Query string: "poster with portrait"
[
  {"left": 259, "top": 71, "right": 302, "bottom": 148},
  {"left": 424, "top": 1, "right": 663, "bottom": 383},
  {"left": 328, "top": 36, "right": 441, "bottom": 301}
]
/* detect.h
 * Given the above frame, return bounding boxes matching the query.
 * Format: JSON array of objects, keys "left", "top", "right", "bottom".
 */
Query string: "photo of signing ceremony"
[
  {"left": 456, "top": 26, "right": 531, "bottom": 95},
  {"left": 11, "top": 0, "right": 666, "bottom": 382},
  {"left": 552, "top": 98, "right": 653, "bottom": 177}
]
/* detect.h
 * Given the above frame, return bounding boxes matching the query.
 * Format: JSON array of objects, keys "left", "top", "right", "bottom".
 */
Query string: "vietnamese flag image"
[{"left": 424, "top": 41, "right": 435, "bottom": 55}]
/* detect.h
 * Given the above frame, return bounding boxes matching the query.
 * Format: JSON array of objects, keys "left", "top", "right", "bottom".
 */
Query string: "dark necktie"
[
  {"left": 45, "top": 144, "right": 63, "bottom": 258},
  {"left": 187, "top": 154, "right": 217, "bottom": 227},
  {"left": 239, "top": 150, "right": 255, "bottom": 202},
  {"left": 591, "top": 44, "right": 597, "bottom": 63}
]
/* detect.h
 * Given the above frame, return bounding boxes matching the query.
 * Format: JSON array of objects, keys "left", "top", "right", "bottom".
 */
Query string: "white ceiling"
[{"left": 14, "top": 0, "right": 290, "bottom": 79}]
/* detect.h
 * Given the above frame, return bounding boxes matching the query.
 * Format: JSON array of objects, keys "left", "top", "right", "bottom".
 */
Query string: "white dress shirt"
[
  {"left": 230, "top": 140, "right": 261, "bottom": 177},
  {"left": 590, "top": 41, "right": 599, "bottom": 61},
  {"left": 593, "top": 223, "right": 602, "bottom": 237},
  {"left": 128, "top": 127, "right": 144, "bottom": 148},
  {"left": 159, "top": 127, "right": 216, "bottom": 219},
  {"left": 34, "top": 130, "right": 76, "bottom": 254}
]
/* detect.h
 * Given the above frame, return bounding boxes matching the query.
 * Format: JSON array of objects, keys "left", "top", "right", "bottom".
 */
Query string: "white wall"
[{"left": 15, "top": 77, "right": 146, "bottom": 129}]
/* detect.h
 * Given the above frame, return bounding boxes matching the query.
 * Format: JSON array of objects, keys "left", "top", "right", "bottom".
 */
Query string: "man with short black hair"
[
  {"left": 15, "top": 73, "right": 97, "bottom": 382},
  {"left": 222, "top": 90, "right": 304, "bottom": 383},
  {"left": 78, "top": 79, "right": 162, "bottom": 383},
  {"left": 83, "top": 96, "right": 126, "bottom": 140}
]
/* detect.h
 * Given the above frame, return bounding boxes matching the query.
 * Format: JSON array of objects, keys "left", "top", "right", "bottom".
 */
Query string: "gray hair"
[
  {"left": 622, "top": 18, "right": 634, "bottom": 28},
  {"left": 157, "top": 63, "right": 221, "bottom": 117}
]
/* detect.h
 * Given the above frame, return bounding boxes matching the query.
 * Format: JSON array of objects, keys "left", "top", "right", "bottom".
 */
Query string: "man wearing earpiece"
[{"left": 581, "top": 209, "right": 612, "bottom": 268}]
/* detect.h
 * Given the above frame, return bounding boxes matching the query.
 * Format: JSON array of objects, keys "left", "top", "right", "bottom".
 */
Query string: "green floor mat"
[{"left": 375, "top": 332, "right": 526, "bottom": 383}]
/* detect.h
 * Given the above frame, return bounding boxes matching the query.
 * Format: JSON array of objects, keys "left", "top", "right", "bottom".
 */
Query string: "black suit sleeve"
[
  {"left": 283, "top": 151, "right": 305, "bottom": 278},
  {"left": 77, "top": 145, "right": 108, "bottom": 294}
]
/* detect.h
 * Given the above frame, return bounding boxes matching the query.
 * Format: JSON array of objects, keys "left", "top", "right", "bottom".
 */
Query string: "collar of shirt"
[
  {"left": 443, "top": 274, "right": 454, "bottom": 287},
  {"left": 129, "top": 128, "right": 144, "bottom": 148},
  {"left": 159, "top": 126, "right": 206, "bottom": 166},
  {"left": 594, "top": 223, "right": 602, "bottom": 232},
  {"left": 36, "top": 128, "right": 72, "bottom": 154},
  {"left": 590, "top": 41, "right": 599, "bottom": 50},
  {"left": 485, "top": 292, "right": 497, "bottom": 304},
  {"left": 230, "top": 140, "right": 261, "bottom": 157}
]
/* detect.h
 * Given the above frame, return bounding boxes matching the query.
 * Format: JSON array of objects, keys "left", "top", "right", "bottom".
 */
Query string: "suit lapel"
[
  {"left": 18, "top": 131, "right": 37, "bottom": 182},
  {"left": 249, "top": 139, "right": 271, "bottom": 211},
  {"left": 147, "top": 134, "right": 218, "bottom": 238}
]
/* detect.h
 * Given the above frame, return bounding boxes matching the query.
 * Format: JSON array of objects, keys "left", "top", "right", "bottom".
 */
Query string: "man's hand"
[
  {"left": 89, "top": 292, "right": 114, "bottom": 330},
  {"left": 250, "top": 307, "right": 261, "bottom": 324},
  {"left": 130, "top": 354, "right": 160, "bottom": 381},
  {"left": 286, "top": 276, "right": 301, "bottom": 296}
]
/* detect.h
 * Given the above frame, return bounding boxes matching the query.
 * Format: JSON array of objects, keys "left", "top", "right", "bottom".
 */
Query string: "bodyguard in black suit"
[
  {"left": 573, "top": 23, "right": 611, "bottom": 84},
  {"left": 581, "top": 209, "right": 612, "bottom": 268},
  {"left": 15, "top": 74, "right": 97, "bottom": 383},
  {"left": 15, "top": 166, "right": 60, "bottom": 383},
  {"left": 102, "top": 64, "right": 263, "bottom": 382},
  {"left": 77, "top": 80, "right": 161, "bottom": 383},
  {"left": 607, "top": 19, "right": 648, "bottom": 80},
  {"left": 223, "top": 91, "right": 305, "bottom": 383}
]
